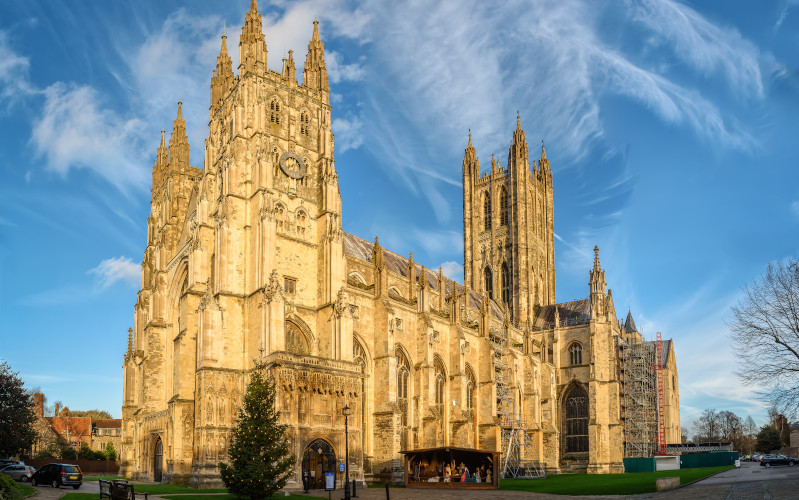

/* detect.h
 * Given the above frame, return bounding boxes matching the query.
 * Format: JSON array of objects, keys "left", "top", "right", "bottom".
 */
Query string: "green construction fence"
[{"left": 623, "top": 452, "right": 737, "bottom": 473}]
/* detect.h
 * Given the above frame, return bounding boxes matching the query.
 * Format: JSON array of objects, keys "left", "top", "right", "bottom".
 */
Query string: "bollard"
[
  {"left": 351, "top": 479, "right": 357, "bottom": 497},
  {"left": 385, "top": 482, "right": 390, "bottom": 500}
]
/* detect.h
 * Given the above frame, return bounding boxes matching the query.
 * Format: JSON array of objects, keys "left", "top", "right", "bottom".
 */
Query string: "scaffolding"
[
  {"left": 619, "top": 337, "right": 658, "bottom": 458},
  {"left": 656, "top": 332, "right": 666, "bottom": 455},
  {"left": 490, "top": 326, "right": 546, "bottom": 479}
]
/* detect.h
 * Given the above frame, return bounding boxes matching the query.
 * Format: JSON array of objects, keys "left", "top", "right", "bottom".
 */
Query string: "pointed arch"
[
  {"left": 501, "top": 261, "right": 512, "bottom": 310},
  {"left": 464, "top": 363, "right": 476, "bottom": 411},
  {"left": 285, "top": 318, "right": 310, "bottom": 355},
  {"left": 434, "top": 354, "right": 447, "bottom": 407},
  {"left": 396, "top": 344, "right": 411, "bottom": 451},
  {"left": 562, "top": 382, "right": 589, "bottom": 453},
  {"left": 568, "top": 342, "right": 583, "bottom": 366},
  {"left": 483, "top": 191, "right": 492, "bottom": 231},
  {"left": 300, "top": 110, "right": 311, "bottom": 137},
  {"left": 500, "top": 185, "right": 509, "bottom": 226},
  {"left": 484, "top": 266, "right": 493, "bottom": 300},
  {"left": 269, "top": 98, "right": 282, "bottom": 124}
]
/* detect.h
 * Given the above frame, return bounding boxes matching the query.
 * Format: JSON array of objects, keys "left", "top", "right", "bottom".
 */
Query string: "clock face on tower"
[{"left": 279, "top": 151, "right": 308, "bottom": 179}]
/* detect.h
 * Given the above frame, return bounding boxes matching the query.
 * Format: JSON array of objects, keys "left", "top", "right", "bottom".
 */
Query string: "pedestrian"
[{"left": 413, "top": 461, "right": 419, "bottom": 482}]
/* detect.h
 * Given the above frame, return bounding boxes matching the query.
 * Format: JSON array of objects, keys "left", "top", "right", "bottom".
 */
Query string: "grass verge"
[
  {"left": 19, "top": 484, "right": 35, "bottom": 497},
  {"left": 499, "top": 466, "right": 734, "bottom": 495},
  {"left": 60, "top": 494, "right": 100, "bottom": 500},
  {"left": 83, "top": 476, "right": 131, "bottom": 481}
]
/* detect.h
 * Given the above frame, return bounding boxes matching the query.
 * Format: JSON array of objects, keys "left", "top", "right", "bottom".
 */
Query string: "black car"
[
  {"left": 30, "top": 463, "right": 82, "bottom": 489},
  {"left": 760, "top": 454, "right": 799, "bottom": 468}
]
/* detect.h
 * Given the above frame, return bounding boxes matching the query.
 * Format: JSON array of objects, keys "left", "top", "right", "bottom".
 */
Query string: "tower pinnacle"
[
  {"left": 304, "top": 20, "right": 329, "bottom": 93},
  {"left": 211, "top": 35, "right": 234, "bottom": 111},
  {"left": 169, "top": 101, "right": 189, "bottom": 170},
  {"left": 239, "top": 0, "right": 267, "bottom": 75}
]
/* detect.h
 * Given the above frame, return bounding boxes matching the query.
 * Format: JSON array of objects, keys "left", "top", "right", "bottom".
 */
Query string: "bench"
[{"left": 99, "top": 480, "right": 149, "bottom": 500}]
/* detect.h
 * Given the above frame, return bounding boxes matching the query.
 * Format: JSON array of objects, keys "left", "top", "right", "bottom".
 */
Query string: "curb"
[{"left": 663, "top": 465, "right": 736, "bottom": 493}]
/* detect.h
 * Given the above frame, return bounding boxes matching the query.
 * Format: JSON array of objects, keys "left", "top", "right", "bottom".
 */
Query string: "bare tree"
[
  {"left": 693, "top": 408, "right": 721, "bottom": 442},
  {"left": 729, "top": 259, "right": 799, "bottom": 415}
]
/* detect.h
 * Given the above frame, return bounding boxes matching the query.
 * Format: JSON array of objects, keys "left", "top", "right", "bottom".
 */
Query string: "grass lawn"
[
  {"left": 499, "top": 466, "right": 733, "bottom": 495},
  {"left": 19, "top": 484, "right": 35, "bottom": 497},
  {"left": 83, "top": 476, "right": 131, "bottom": 481},
  {"left": 161, "top": 495, "right": 318, "bottom": 500},
  {"left": 60, "top": 494, "right": 100, "bottom": 500},
  {"left": 131, "top": 484, "right": 229, "bottom": 494}
]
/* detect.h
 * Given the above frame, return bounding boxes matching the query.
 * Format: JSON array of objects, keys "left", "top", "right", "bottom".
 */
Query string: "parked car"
[
  {"left": 0, "top": 459, "right": 23, "bottom": 467},
  {"left": 760, "top": 454, "right": 799, "bottom": 468},
  {"left": 30, "top": 463, "right": 82, "bottom": 489},
  {"left": 0, "top": 464, "right": 36, "bottom": 482}
]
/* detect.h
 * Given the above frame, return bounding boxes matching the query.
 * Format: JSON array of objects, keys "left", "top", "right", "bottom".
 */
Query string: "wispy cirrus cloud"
[
  {"left": 88, "top": 256, "right": 140, "bottom": 290},
  {"left": 30, "top": 83, "right": 149, "bottom": 192},
  {"left": 356, "top": 0, "right": 762, "bottom": 223},
  {"left": 0, "top": 31, "right": 34, "bottom": 107}
]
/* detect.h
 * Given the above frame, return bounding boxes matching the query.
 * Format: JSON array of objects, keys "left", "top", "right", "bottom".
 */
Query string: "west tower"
[{"left": 462, "top": 117, "right": 555, "bottom": 325}]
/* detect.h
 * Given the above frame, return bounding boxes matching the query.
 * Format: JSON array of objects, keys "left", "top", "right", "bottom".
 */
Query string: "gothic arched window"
[
  {"left": 300, "top": 111, "right": 310, "bottom": 137},
  {"left": 396, "top": 347, "right": 410, "bottom": 450},
  {"left": 569, "top": 343, "right": 582, "bottom": 365},
  {"left": 286, "top": 322, "right": 309, "bottom": 355},
  {"left": 434, "top": 357, "right": 446, "bottom": 407},
  {"left": 500, "top": 187, "right": 509, "bottom": 226},
  {"left": 483, "top": 192, "right": 492, "bottom": 231},
  {"left": 270, "top": 99, "right": 281, "bottom": 124},
  {"left": 484, "top": 267, "right": 493, "bottom": 300},
  {"left": 564, "top": 385, "right": 589, "bottom": 453},
  {"left": 465, "top": 365, "right": 476, "bottom": 411},
  {"left": 353, "top": 339, "right": 367, "bottom": 448},
  {"left": 501, "top": 261, "right": 511, "bottom": 310}
]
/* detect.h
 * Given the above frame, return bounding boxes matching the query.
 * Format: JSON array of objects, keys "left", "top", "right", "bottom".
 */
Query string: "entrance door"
[
  {"left": 302, "top": 439, "right": 336, "bottom": 489},
  {"left": 153, "top": 438, "right": 163, "bottom": 483}
]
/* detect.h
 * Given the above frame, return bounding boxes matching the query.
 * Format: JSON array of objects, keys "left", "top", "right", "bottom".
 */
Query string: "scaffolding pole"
[
  {"left": 619, "top": 337, "right": 658, "bottom": 458},
  {"left": 490, "top": 326, "right": 545, "bottom": 479}
]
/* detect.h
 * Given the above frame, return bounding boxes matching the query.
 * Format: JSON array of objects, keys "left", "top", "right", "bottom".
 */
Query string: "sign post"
[{"left": 325, "top": 471, "right": 335, "bottom": 500}]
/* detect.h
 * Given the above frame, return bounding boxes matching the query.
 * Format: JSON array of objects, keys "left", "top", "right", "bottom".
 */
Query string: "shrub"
[{"left": 0, "top": 474, "right": 23, "bottom": 500}]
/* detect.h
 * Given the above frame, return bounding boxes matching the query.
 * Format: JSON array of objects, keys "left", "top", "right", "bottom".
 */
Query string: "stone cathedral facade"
[{"left": 120, "top": 1, "right": 680, "bottom": 487}]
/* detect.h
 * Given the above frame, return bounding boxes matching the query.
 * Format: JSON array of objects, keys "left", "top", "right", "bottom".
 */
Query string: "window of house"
[
  {"left": 284, "top": 277, "right": 297, "bottom": 294},
  {"left": 569, "top": 343, "right": 583, "bottom": 365}
]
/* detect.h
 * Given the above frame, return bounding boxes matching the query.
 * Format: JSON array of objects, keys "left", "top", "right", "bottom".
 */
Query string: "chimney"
[{"left": 34, "top": 392, "right": 45, "bottom": 418}]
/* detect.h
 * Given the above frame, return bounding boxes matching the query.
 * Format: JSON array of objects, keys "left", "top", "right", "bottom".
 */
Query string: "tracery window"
[
  {"left": 397, "top": 347, "right": 410, "bottom": 450},
  {"left": 354, "top": 339, "right": 367, "bottom": 449},
  {"left": 569, "top": 343, "right": 582, "bottom": 366},
  {"left": 270, "top": 99, "right": 281, "bottom": 124},
  {"left": 564, "top": 385, "right": 589, "bottom": 453},
  {"left": 501, "top": 261, "right": 512, "bottom": 310},
  {"left": 434, "top": 357, "right": 446, "bottom": 407},
  {"left": 484, "top": 267, "right": 493, "bottom": 300},
  {"left": 465, "top": 365, "right": 476, "bottom": 410},
  {"left": 300, "top": 112, "right": 310, "bottom": 137},
  {"left": 286, "top": 321, "right": 309, "bottom": 354},
  {"left": 483, "top": 192, "right": 492, "bottom": 231},
  {"left": 500, "top": 186, "right": 509, "bottom": 226}
]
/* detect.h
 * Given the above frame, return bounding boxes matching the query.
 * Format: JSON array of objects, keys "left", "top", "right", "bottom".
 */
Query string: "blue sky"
[{"left": 1, "top": 0, "right": 797, "bottom": 430}]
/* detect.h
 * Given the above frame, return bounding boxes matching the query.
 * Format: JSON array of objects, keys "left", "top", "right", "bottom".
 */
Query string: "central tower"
[{"left": 462, "top": 117, "right": 555, "bottom": 325}]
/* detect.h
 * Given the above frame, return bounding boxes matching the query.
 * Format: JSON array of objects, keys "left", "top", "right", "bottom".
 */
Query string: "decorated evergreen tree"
[{"left": 220, "top": 369, "right": 294, "bottom": 499}]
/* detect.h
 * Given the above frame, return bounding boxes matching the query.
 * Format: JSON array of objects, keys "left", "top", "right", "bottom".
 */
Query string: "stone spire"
[
  {"left": 508, "top": 112, "right": 529, "bottom": 176},
  {"left": 463, "top": 132, "right": 478, "bottom": 179},
  {"left": 590, "top": 246, "right": 607, "bottom": 318},
  {"left": 282, "top": 49, "right": 296, "bottom": 82},
  {"left": 538, "top": 141, "right": 550, "bottom": 178},
  {"left": 169, "top": 101, "right": 189, "bottom": 170},
  {"left": 303, "top": 20, "right": 329, "bottom": 92},
  {"left": 211, "top": 35, "right": 234, "bottom": 111},
  {"left": 239, "top": 0, "right": 268, "bottom": 75},
  {"left": 125, "top": 327, "right": 134, "bottom": 360}
]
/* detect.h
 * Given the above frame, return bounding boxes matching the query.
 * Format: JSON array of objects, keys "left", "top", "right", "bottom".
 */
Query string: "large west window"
[{"left": 564, "top": 385, "right": 589, "bottom": 453}]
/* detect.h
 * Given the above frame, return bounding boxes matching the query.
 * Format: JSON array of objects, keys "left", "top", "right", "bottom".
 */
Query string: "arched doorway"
[
  {"left": 153, "top": 437, "right": 163, "bottom": 483},
  {"left": 302, "top": 439, "right": 336, "bottom": 489}
]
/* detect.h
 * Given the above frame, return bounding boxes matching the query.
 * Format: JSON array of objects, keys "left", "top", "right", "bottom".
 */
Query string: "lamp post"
[{"left": 342, "top": 404, "right": 351, "bottom": 500}]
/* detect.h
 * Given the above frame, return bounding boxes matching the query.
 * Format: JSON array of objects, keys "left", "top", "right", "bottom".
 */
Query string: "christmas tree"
[{"left": 220, "top": 368, "right": 294, "bottom": 499}]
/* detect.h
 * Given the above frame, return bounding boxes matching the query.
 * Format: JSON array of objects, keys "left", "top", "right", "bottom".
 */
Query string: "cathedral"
[{"left": 120, "top": 1, "right": 680, "bottom": 487}]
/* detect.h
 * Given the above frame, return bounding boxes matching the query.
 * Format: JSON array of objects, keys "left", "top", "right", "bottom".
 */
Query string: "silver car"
[{"left": 0, "top": 464, "right": 36, "bottom": 482}]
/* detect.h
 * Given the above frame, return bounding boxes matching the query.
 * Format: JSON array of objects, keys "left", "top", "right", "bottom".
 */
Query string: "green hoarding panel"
[
  {"left": 623, "top": 457, "right": 656, "bottom": 473},
  {"left": 679, "top": 452, "right": 736, "bottom": 469}
]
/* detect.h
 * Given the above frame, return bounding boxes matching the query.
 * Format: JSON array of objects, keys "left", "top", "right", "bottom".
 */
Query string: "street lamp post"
[{"left": 342, "top": 404, "right": 351, "bottom": 500}]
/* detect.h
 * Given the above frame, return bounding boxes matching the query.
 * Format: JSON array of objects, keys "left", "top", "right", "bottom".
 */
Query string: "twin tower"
[{"left": 462, "top": 117, "right": 556, "bottom": 327}]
